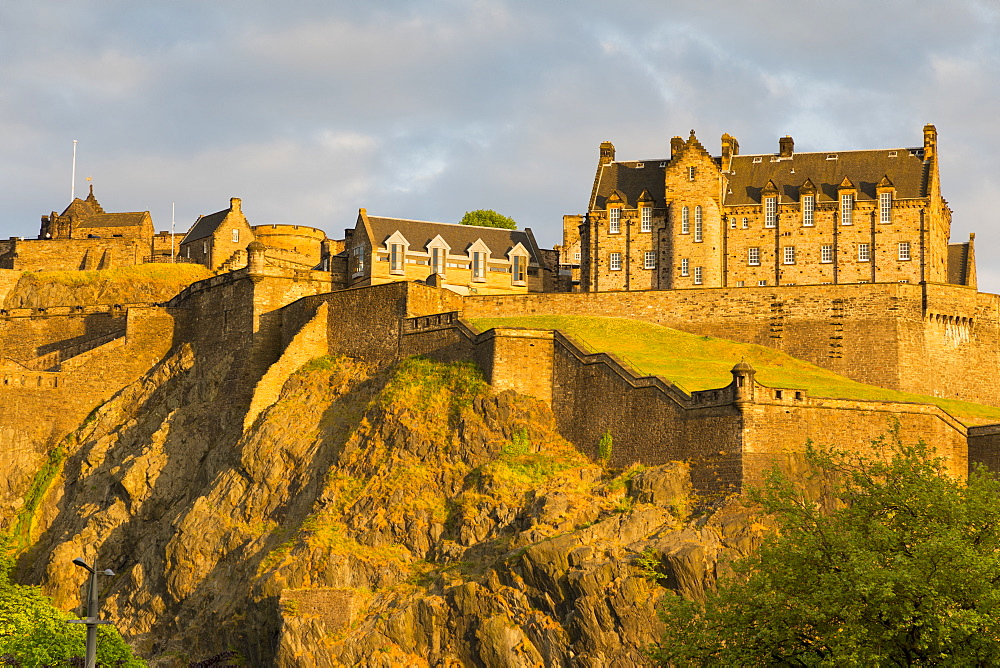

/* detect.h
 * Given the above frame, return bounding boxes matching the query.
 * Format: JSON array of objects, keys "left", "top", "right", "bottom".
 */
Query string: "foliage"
[
  {"left": 650, "top": 436, "right": 1000, "bottom": 666},
  {"left": 10, "top": 437, "right": 70, "bottom": 551},
  {"left": 466, "top": 314, "right": 1000, "bottom": 425},
  {"left": 0, "top": 539, "right": 144, "bottom": 666},
  {"left": 459, "top": 209, "right": 517, "bottom": 230},
  {"left": 501, "top": 428, "right": 532, "bottom": 457},
  {"left": 379, "top": 357, "right": 486, "bottom": 421},
  {"left": 598, "top": 431, "right": 613, "bottom": 464}
]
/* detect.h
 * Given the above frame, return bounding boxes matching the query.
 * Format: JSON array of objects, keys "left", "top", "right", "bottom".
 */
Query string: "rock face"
[{"left": 15, "top": 349, "right": 769, "bottom": 666}]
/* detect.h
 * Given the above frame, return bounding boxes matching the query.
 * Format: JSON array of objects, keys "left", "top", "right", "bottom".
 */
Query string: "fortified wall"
[
  {"left": 0, "top": 265, "right": 991, "bottom": 511},
  {"left": 460, "top": 282, "right": 1000, "bottom": 409}
]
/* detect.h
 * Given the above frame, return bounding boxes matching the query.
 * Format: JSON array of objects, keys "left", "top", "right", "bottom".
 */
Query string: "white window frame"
[
  {"left": 681, "top": 258, "right": 689, "bottom": 276},
  {"left": 681, "top": 206, "right": 690, "bottom": 234},
  {"left": 431, "top": 246, "right": 445, "bottom": 275},
  {"left": 858, "top": 243, "right": 870, "bottom": 262},
  {"left": 231, "top": 228, "right": 240, "bottom": 243},
  {"left": 802, "top": 195, "right": 815, "bottom": 227},
  {"left": 693, "top": 266, "right": 703, "bottom": 285},
  {"left": 644, "top": 251, "right": 656, "bottom": 269},
  {"left": 688, "top": 166, "right": 696, "bottom": 181},
  {"left": 841, "top": 193, "right": 854, "bottom": 226},
  {"left": 609, "top": 207, "right": 621, "bottom": 233},
  {"left": 640, "top": 207, "right": 652, "bottom": 232},
  {"left": 512, "top": 254, "right": 526, "bottom": 283},
  {"left": 764, "top": 196, "right": 777, "bottom": 228},
  {"left": 821, "top": 245, "right": 833, "bottom": 264},
  {"left": 472, "top": 251, "right": 486, "bottom": 280},
  {"left": 758, "top": 280, "right": 767, "bottom": 286},
  {"left": 742, "top": 217, "right": 749, "bottom": 229},
  {"left": 729, "top": 217, "right": 736, "bottom": 229},
  {"left": 609, "top": 252, "right": 622, "bottom": 271},
  {"left": 880, "top": 192, "right": 892, "bottom": 224},
  {"left": 748, "top": 247, "right": 760, "bottom": 266},
  {"left": 898, "top": 241, "right": 911, "bottom": 261},
  {"left": 390, "top": 243, "right": 405, "bottom": 273},
  {"left": 694, "top": 206, "right": 703, "bottom": 242},
  {"left": 783, "top": 246, "right": 795, "bottom": 264}
]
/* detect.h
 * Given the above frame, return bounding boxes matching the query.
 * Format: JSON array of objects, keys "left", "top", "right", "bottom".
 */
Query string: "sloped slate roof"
[
  {"left": 181, "top": 209, "right": 229, "bottom": 244},
  {"left": 365, "top": 216, "right": 540, "bottom": 263},
  {"left": 60, "top": 198, "right": 98, "bottom": 218},
  {"left": 590, "top": 149, "right": 929, "bottom": 210},
  {"left": 948, "top": 242, "right": 972, "bottom": 286},
  {"left": 76, "top": 212, "right": 149, "bottom": 229},
  {"left": 725, "top": 149, "right": 928, "bottom": 205},
  {"left": 592, "top": 161, "right": 667, "bottom": 210}
]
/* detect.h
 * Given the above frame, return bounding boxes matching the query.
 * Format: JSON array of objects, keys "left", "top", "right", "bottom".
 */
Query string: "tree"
[
  {"left": 459, "top": 210, "right": 517, "bottom": 230},
  {"left": 0, "top": 542, "right": 144, "bottom": 666},
  {"left": 650, "top": 434, "right": 1000, "bottom": 666}
]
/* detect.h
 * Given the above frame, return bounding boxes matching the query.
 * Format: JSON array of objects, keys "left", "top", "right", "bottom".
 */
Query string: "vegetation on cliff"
[
  {"left": 651, "top": 436, "right": 1000, "bottom": 666},
  {"left": 468, "top": 314, "right": 1000, "bottom": 424},
  {"left": 0, "top": 542, "right": 144, "bottom": 666}
]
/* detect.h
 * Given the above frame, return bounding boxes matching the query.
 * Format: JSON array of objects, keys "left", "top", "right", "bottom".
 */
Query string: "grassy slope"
[
  {"left": 19, "top": 263, "right": 210, "bottom": 289},
  {"left": 467, "top": 315, "right": 1000, "bottom": 426}
]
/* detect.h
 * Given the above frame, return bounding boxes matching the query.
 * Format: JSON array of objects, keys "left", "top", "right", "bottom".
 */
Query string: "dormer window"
[
  {"left": 752, "top": 157, "right": 763, "bottom": 164},
  {"left": 512, "top": 255, "right": 526, "bottom": 283},
  {"left": 609, "top": 207, "right": 621, "bottom": 233},
  {"left": 879, "top": 191, "right": 892, "bottom": 224},
  {"left": 764, "top": 196, "right": 777, "bottom": 228},
  {"left": 841, "top": 193, "right": 854, "bottom": 226},
  {"left": 640, "top": 206, "right": 652, "bottom": 232},
  {"left": 802, "top": 194, "right": 815, "bottom": 226},
  {"left": 472, "top": 251, "right": 485, "bottom": 280},
  {"left": 431, "top": 247, "right": 445, "bottom": 275},
  {"left": 390, "top": 243, "right": 404, "bottom": 273}
]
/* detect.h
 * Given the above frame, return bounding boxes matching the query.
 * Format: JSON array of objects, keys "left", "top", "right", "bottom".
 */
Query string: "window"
[
  {"left": 574, "top": 252, "right": 581, "bottom": 261},
  {"left": 472, "top": 251, "right": 486, "bottom": 279},
  {"left": 764, "top": 196, "right": 777, "bottom": 228},
  {"left": 736, "top": 280, "right": 745, "bottom": 287},
  {"left": 352, "top": 245, "right": 366, "bottom": 274},
  {"left": 512, "top": 255, "right": 526, "bottom": 283},
  {"left": 609, "top": 252, "right": 622, "bottom": 271},
  {"left": 609, "top": 208, "right": 620, "bottom": 233},
  {"left": 694, "top": 266, "right": 703, "bottom": 285},
  {"left": 748, "top": 247, "right": 760, "bottom": 266},
  {"left": 231, "top": 228, "right": 240, "bottom": 243},
  {"left": 640, "top": 207, "right": 652, "bottom": 232},
  {"left": 802, "top": 195, "right": 815, "bottom": 226},
  {"left": 880, "top": 192, "right": 892, "bottom": 224},
  {"left": 681, "top": 206, "right": 690, "bottom": 234},
  {"left": 681, "top": 258, "right": 689, "bottom": 276},
  {"left": 783, "top": 246, "right": 795, "bottom": 264},
  {"left": 688, "top": 166, "right": 696, "bottom": 181},
  {"left": 729, "top": 217, "right": 736, "bottom": 229},
  {"left": 858, "top": 243, "right": 870, "bottom": 262},
  {"left": 694, "top": 206, "right": 703, "bottom": 242},
  {"left": 898, "top": 241, "right": 911, "bottom": 261},
  {"left": 821, "top": 244, "right": 833, "bottom": 263},
  {"left": 431, "top": 247, "right": 444, "bottom": 275},
  {"left": 203, "top": 241, "right": 207, "bottom": 254},
  {"left": 390, "top": 243, "right": 404, "bottom": 272},
  {"left": 644, "top": 251, "right": 656, "bottom": 269},
  {"left": 841, "top": 193, "right": 854, "bottom": 225},
  {"left": 742, "top": 217, "right": 749, "bottom": 229},
  {"left": 758, "top": 280, "right": 767, "bottom": 286}
]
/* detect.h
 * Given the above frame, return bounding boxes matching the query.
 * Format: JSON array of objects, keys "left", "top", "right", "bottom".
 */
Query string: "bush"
[{"left": 459, "top": 210, "right": 517, "bottom": 230}]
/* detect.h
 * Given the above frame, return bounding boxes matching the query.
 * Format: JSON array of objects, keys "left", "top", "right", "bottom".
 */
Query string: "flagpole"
[
  {"left": 171, "top": 203, "right": 176, "bottom": 263},
  {"left": 70, "top": 140, "right": 78, "bottom": 201}
]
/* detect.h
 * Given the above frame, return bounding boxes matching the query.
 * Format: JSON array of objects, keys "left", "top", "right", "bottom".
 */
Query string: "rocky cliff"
[{"left": 12, "top": 345, "right": 768, "bottom": 666}]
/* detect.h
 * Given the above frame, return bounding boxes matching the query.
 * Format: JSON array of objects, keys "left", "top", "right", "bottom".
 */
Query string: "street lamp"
[{"left": 68, "top": 557, "right": 116, "bottom": 668}]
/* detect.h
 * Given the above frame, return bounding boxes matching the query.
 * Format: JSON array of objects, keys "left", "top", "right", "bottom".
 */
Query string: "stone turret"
[
  {"left": 247, "top": 240, "right": 266, "bottom": 278},
  {"left": 731, "top": 360, "right": 756, "bottom": 402}
]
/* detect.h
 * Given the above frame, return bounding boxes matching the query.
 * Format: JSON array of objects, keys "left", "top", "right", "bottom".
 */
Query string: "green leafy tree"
[
  {"left": 0, "top": 542, "right": 144, "bottom": 666},
  {"left": 459, "top": 209, "right": 517, "bottom": 230},
  {"left": 650, "top": 436, "right": 1000, "bottom": 666}
]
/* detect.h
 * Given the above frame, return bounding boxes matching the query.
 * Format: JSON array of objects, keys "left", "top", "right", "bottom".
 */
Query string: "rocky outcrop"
[{"left": 15, "top": 347, "right": 771, "bottom": 666}]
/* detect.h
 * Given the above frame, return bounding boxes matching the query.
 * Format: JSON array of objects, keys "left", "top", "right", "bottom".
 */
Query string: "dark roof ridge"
[{"left": 368, "top": 214, "right": 522, "bottom": 233}]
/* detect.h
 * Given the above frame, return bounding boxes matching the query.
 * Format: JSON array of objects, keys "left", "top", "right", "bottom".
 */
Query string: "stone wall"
[
  {"left": 0, "top": 238, "right": 150, "bottom": 272},
  {"left": 461, "top": 282, "right": 1000, "bottom": 408}
]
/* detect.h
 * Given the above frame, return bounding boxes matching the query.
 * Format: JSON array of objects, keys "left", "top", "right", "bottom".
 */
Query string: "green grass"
[{"left": 468, "top": 315, "right": 1000, "bottom": 426}]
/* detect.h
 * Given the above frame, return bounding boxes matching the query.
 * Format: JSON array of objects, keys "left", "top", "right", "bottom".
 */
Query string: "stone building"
[
  {"left": 344, "top": 209, "right": 552, "bottom": 295},
  {"left": 179, "top": 198, "right": 256, "bottom": 270},
  {"left": 0, "top": 187, "right": 155, "bottom": 271},
  {"left": 571, "top": 125, "right": 976, "bottom": 292}
]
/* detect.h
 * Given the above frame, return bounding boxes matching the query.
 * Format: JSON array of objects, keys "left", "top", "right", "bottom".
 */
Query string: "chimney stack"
[{"left": 779, "top": 135, "right": 794, "bottom": 158}]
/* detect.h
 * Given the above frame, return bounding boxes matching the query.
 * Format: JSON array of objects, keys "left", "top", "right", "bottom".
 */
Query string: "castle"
[{"left": 2, "top": 124, "right": 1000, "bottom": 501}]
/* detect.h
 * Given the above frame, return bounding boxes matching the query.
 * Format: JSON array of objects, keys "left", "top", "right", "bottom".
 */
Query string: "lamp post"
[{"left": 68, "top": 557, "right": 115, "bottom": 668}]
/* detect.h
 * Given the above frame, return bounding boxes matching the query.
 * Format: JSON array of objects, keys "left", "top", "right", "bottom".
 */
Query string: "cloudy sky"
[{"left": 3, "top": 1, "right": 999, "bottom": 289}]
